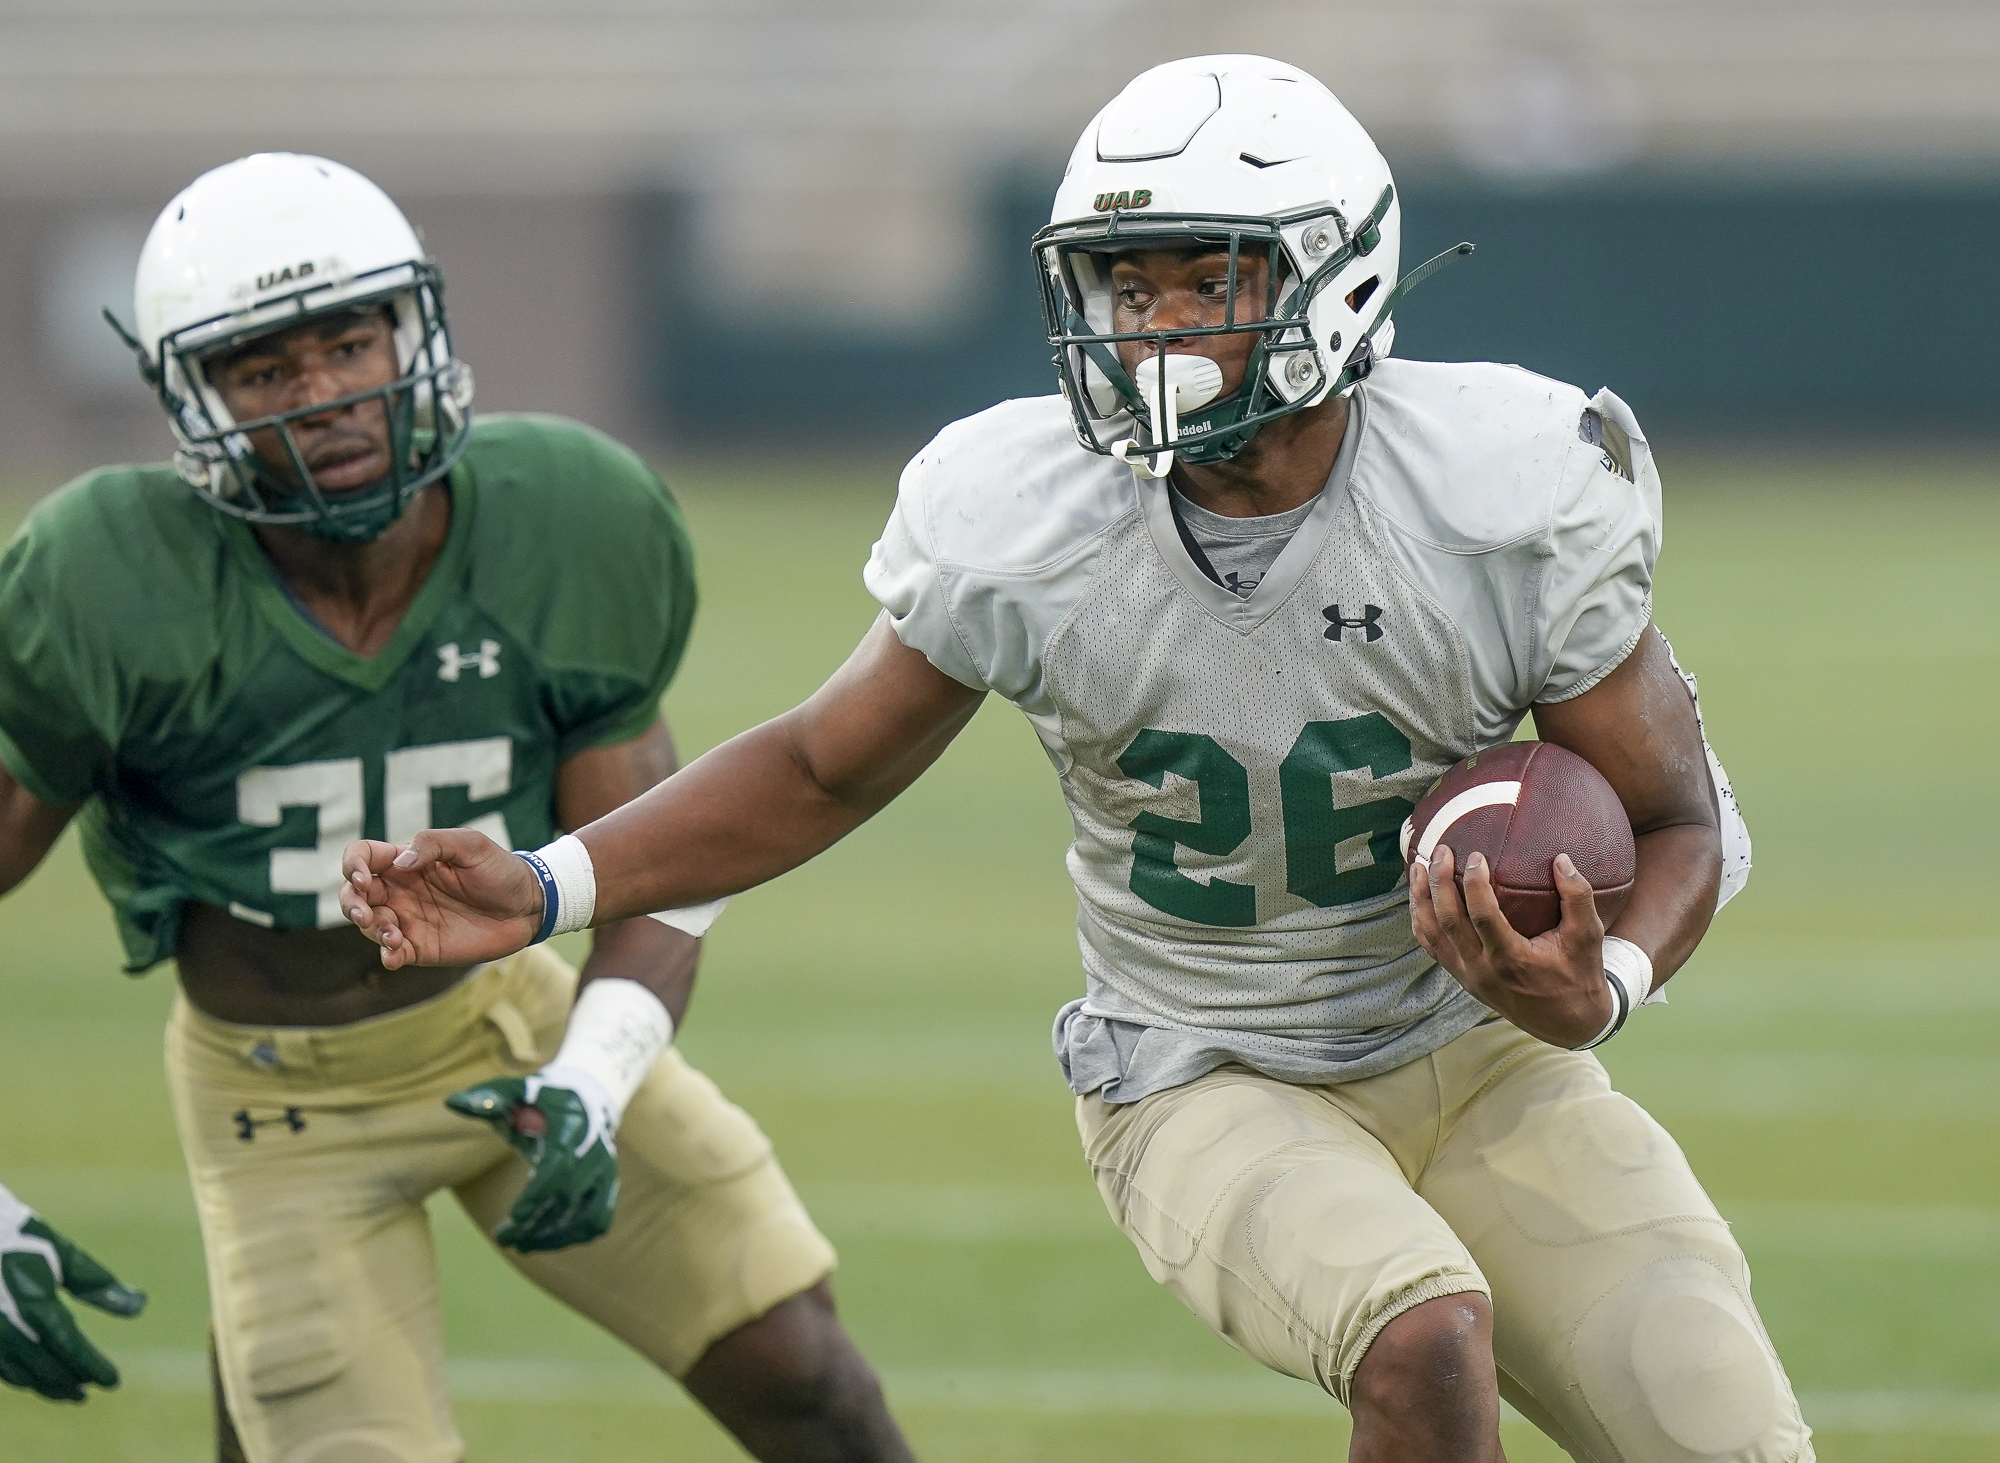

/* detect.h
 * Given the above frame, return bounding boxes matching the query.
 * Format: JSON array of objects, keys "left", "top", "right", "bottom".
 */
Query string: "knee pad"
[
  {"left": 291, "top": 1440, "right": 414, "bottom": 1463},
  {"left": 1570, "top": 1253, "right": 1808, "bottom": 1462}
]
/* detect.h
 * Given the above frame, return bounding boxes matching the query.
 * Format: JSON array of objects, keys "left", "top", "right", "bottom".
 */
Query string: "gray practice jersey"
[{"left": 865, "top": 359, "right": 1750, "bottom": 1103}]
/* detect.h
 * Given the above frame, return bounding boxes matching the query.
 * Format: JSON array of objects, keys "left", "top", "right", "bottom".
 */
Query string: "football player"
[
  {"left": 340, "top": 58, "right": 1811, "bottom": 1461},
  {"left": 0, "top": 155, "right": 914, "bottom": 1462}
]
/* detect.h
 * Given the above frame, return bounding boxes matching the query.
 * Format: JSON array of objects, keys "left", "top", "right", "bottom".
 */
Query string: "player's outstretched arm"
[
  {"left": 343, "top": 615, "right": 985, "bottom": 969},
  {"left": 0, "top": 765, "right": 77, "bottom": 900},
  {"left": 1411, "top": 626, "right": 1721, "bottom": 1048},
  {"left": 340, "top": 829, "right": 547, "bottom": 967}
]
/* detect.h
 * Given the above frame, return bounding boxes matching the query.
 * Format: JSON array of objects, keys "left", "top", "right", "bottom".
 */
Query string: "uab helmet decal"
[
  {"left": 1037, "top": 56, "right": 1473, "bottom": 475},
  {"left": 1091, "top": 188, "right": 1154, "bottom": 212}
]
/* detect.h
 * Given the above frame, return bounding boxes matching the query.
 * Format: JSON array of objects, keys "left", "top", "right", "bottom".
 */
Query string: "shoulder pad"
[
  {"left": 12, "top": 462, "right": 225, "bottom": 603},
  {"left": 1351, "top": 359, "right": 1594, "bottom": 552},
  {"left": 461, "top": 414, "right": 664, "bottom": 506},
  {"left": 906, "top": 396, "right": 1133, "bottom": 573}
]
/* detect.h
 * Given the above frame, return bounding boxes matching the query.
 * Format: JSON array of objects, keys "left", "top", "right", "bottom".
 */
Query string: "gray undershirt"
[{"left": 1167, "top": 486, "right": 1320, "bottom": 599}]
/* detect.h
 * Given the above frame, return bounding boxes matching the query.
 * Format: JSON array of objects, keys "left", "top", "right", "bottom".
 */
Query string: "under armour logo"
[
  {"left": 233, "top": 1107, "right": 306, "bottom": 1142},
  {"left": 438, "top": 639, "right": 501, "bottom": 682},
  {"left": 1322, "top": 604, "right": 1384, "bottom": 642}
]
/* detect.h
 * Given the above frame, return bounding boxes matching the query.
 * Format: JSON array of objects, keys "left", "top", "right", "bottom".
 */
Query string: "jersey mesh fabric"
[
  {"left": 0, "top": 414, "right": 696, "bottom": 970},
  {"left": 1045, "top": 483, "right": 1487, "bottom": 1100},
  {"left": 866, "top": 363, "right": 1707, "bottom": 1102}
]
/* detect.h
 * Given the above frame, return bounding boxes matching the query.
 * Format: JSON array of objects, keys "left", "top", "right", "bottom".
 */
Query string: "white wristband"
[
  {"left": 1603, "top": 936, "right": 1656, "bottom": 1010},
  {"left": 518, "top": 834, "right": 597, "bottom": 941},
  {"left": 1577, "top": 937, "right": 1656, "bottom": 1050},
  {"left": 539, "top": 977, "right": 673, "bottom": 1131}
]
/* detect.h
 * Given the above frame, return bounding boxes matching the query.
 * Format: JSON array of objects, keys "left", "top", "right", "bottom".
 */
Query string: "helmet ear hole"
[{"left": 1346, "top": 276, "right": 1380, "bottom": 312}]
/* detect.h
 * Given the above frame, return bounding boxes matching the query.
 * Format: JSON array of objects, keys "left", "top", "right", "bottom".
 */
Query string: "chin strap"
[
  {"left": 102, "top": 309, "right": 164, "bottom": 390},
  {"left": 1382, "top": 241, "right": 1477, "bottom": 319},
  {"left": 1112, "top": 395, "right": 1177, "bottom": 480}
]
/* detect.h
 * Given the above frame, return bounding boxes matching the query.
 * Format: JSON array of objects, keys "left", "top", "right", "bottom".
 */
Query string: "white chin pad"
[{"left": 1137, "top": 353, "right": 1224, "bottom": 414}]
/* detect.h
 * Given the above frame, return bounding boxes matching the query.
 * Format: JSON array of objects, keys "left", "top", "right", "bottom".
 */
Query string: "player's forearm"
[
  {"left": 1608, "top": 822, "right": 1721, "bottom": 989},
  {"left": 578, "top": 916, "right": 700, "bottom": 1025},
  {"left": 0, "top": 770, "right": 75, "bottom": 897},
  {"left": 575, "top": 636, "right": 983, "bottom": 923},
  {"left": 576, "top": 717, "right": 909, "bottom": 924}
]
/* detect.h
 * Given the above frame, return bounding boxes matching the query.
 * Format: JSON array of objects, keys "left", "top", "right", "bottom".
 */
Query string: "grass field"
[{"left": 2, "top": 448, "right": 1997, "bottom": 1460}]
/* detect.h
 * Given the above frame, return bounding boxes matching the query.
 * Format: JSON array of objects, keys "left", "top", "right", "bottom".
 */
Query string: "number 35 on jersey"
[{"left": 234, "top": 738, "right": 516, "bottom": 929}]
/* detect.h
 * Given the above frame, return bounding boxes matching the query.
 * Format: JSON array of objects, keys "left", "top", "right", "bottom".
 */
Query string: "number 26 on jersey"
[{"left": 1118, "top": 713, "right": 1415, "bottom": 927}]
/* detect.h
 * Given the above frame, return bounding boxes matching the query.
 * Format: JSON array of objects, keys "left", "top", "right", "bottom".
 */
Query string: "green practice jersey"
[{"left": 0, "top": 415, "right": 696, "bottom": 972}]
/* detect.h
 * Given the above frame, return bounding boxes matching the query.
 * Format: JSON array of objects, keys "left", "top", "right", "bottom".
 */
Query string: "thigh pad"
[{"left": 1081, "top": 1070, "right": 1487, "bottom": 1402}]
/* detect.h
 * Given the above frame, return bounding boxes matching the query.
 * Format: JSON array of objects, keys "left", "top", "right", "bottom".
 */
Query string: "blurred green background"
[{"left": 2, "top": 449, "right": 1997, "bottom": 1460}]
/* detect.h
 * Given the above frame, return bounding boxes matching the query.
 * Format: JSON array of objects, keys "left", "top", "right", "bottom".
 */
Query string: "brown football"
[{"left": 1401, "top": 742, "right": 1635, "bottom": 938}]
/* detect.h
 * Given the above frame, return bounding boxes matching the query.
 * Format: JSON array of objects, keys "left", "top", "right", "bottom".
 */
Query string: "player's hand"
[
  {"left": 339, "top": 828, "right": 544, "bottom": 970},
  {"left": 1410, "top": 844, "right": 1614, "bottom": 1048},
  {"left": 0, "top": 1185, "right": 146, "bottom": 1402},
  {"left": 445, "top": 1075, "right": 620, "bottom": 1253}
]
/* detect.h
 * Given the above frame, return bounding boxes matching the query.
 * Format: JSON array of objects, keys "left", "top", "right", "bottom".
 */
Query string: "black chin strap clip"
[
  {"left": 1331, "top": 240, "right": 1477, "bottom": 396},
  {"left": 1379, "top": 240, "right": 1477, "bottom": 320}
]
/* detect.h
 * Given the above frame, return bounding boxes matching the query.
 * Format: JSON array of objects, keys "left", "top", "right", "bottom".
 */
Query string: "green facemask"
[
  {"left": 107, "top": 265, "right": 474, "bottom": 543},
  {"left": 1034, "top": 186, "right": 1472, "bottom": 470}
]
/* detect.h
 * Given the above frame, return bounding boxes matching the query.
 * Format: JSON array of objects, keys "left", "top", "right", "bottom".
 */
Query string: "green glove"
[
  {"left": 447, "top": 1072, "right": 621, "bottom": 1253},
  {"left": 0, "top": 1184, "right": 146, "bottom": 1402}
]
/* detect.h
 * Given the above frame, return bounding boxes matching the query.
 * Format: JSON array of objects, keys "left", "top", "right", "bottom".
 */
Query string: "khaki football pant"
[
  {"left": 1078, "top": 1017, "right": 1815, "bottom": 1462},
  {"left": 166, "top": 945, "right": 837, "bottom": 1463}
]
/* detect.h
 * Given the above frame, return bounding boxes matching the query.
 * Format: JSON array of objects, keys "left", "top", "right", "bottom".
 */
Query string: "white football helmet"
[
  {"left": 1035, "top": 55, "right": 1471, "bottom": 472},
  {"left": 112, "top": 153, "right": 474, "bottom": 541}
]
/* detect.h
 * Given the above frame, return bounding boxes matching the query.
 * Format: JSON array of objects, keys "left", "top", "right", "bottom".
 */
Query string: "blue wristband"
[{"left": 516, "top": 850, "right": 561, "bottom": 945}]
